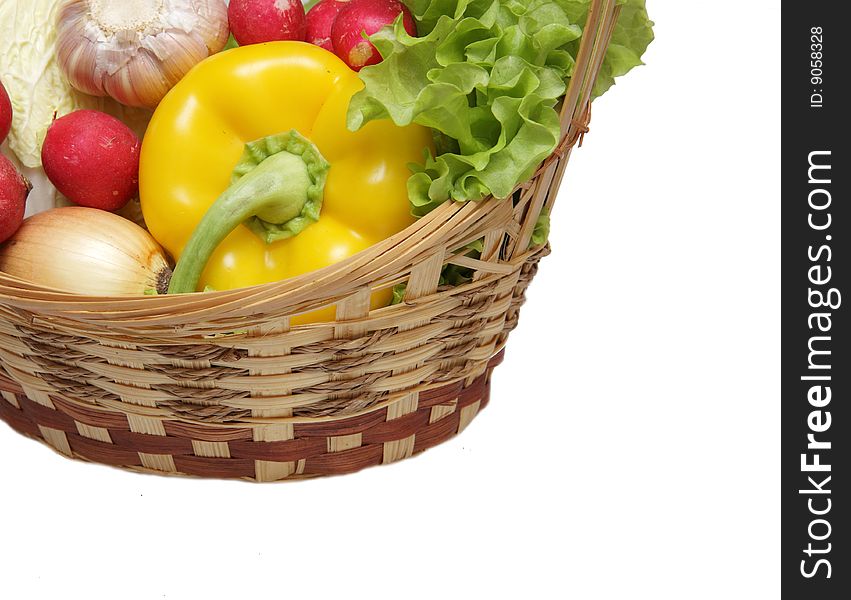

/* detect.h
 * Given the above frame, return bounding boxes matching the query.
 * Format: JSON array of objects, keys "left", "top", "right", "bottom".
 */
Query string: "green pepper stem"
[{"left": 168, "top": 150, "right": 317, "bottom": 294}]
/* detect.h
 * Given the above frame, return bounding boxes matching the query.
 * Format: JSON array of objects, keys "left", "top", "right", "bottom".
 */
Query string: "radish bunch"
[
  {"left": 228, "top": 0, "right": 307, "bottom": 46},
  {"left": 308, "top": 0, "right": 416, "bottom": 71},
  {"left": 228, "top": 0, "right": 417, "bottom": 72}
]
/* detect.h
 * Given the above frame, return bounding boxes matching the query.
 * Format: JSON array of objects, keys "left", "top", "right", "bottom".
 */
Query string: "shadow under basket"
[{"left": 0, "top": 0, "right": 621, "bottom": 481}]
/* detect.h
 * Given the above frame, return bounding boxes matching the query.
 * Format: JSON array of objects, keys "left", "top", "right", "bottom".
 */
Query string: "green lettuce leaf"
[
  {"left": 348, "top": 0, "right": 653, "bottom": 214},
  {"left": 555, "top": 1, "right": 655, "bottom": 97},
  {"left": 390, "top": 237, "right": 484, "bottom": 303},
  {"left": 530, "top": 211, "right": 551, "bottom": 247}
]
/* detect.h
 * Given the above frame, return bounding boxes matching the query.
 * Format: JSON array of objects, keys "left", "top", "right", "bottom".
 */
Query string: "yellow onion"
[
  {"left": 56, "top": 0, "right": 230, "bottom": 109},
  {"left": 0, "top": 207, "right": 172, "bottom": 295}
]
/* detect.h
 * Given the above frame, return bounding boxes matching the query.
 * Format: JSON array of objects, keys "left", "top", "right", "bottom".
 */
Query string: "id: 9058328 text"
[{"left": 810, "top": 26, "right": 823, "bottom": 108}]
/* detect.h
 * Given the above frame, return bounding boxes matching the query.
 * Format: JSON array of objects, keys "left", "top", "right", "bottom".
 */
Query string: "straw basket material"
[{"left": 0, "top": 1, "right": 621, "bottom": 481}]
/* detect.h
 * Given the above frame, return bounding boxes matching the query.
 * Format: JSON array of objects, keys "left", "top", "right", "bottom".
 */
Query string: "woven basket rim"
[{"left": 0, "top": 195, "right": 503, "bottom": 302}]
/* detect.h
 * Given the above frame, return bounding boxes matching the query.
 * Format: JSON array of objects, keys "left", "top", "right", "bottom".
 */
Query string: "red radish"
[
  {"left": 306, "top": 0, "right": 349, "bottom": 52},
  {"left": 0, "top": 79, "right": 12, "bottom": 145},
  {"left": 228, "top": 0, "right": 307, "bottom": 46},
  {"left": 0, "top": 153, "right": 30, "bottom": 244},
  {"left": 41, "top": 110, "right": 140, "bottom": 212},
  {"left": 331, "top": 0, "right": 417, "bottom": 71}
]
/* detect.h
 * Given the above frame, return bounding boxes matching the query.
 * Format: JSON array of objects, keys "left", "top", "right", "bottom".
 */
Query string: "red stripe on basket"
[
  {"left": 488, "top": 349, "right": 506, "bottom": 369},
  {"left": 458, "top": 377, "right": 488, "bottom": 408},
  {"left": 229, "top": 437, "right": 327, "bottom": 462},
  {"left": 303, "top": 444, "right": 384, "bottom": 476},
  {"left": 51, "top": 396, "right": 130, "bottom": 430},
  {"left": 0, "top": 397, "right": 42, "bottom": 438},
  {"left": 0, "top": 376, "right": 23, "bottom": 394},
  {"left": 163, "top": 421, "right": 253, "bottom": 442},
  {"left": 293, "top": 408, "right": 389, "bottom": 437},
  {"left": 17, "top": 395, "right": 77, "bottom": 432},
  {"left": 108, "top": 430, "right": 194, "bottom": 455},
  {"left": 418, "top": 381, "right": 464, "bottom": 408},
  {"left": 478, "top": 386, "right": 491, "bottom": 410},
  {"left": 173, "top": 456, "right": 255, "bottom": 479},
  {"left": 413, "top": 412, "right": 462, "bottom": 454},
  {"left": 361, "top": 409, "right": 430, "bottom": 444},
  {"left": 66, "top": 433, "right": 143, "bottom": 467}
]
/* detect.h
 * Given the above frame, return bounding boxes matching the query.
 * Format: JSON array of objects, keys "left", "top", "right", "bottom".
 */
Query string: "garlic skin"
[
  {"left": 56, "top": 0, "right": 230, "bottom": 109},
  {"left": 0, "top": 207, "right": 172, "bottom": 296}
]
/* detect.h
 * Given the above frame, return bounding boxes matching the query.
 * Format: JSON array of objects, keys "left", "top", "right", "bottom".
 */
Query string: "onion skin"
[{"left": 0, "top": 207, "right": 172, "bottom": 296}]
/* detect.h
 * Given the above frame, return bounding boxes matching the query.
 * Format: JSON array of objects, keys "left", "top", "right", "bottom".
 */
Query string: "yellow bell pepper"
[{"left": 139, "top": 42, "right": 433, "bottom": 322}]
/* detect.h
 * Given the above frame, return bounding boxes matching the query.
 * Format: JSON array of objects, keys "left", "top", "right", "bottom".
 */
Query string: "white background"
[{"left": 0, "top": 1, "right": 780, "bottom": 598}]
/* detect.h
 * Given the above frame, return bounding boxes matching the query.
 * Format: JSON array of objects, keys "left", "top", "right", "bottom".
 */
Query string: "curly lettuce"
[
  {"left": 347, "top": 0, "right": 654, "bottom": 215},
  {"left": 557, "top": 0, "right": 656, "bottom": 97}
]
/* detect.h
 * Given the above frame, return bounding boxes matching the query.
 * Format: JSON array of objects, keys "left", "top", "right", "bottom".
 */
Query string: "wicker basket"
[{"left": 0, "top": 0, "right": 621, "bottom": 481}]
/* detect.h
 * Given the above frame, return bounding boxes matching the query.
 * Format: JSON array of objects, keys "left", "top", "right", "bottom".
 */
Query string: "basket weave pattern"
[{"left": 0, "top": 0, "right": 620, "bottom": 481}]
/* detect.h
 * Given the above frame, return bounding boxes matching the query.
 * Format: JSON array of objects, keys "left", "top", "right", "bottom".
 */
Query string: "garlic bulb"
[
  {"left": 56, "top": 0, "right": 230, "bottom": 109},
  {"left": 0, "top": 207, "right": 172, "bottom": 295}
]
